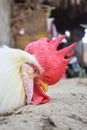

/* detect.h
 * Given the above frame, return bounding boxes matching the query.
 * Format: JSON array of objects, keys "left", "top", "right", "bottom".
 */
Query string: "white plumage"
[{"left": 0, "top": 46, "right": 42, "bottom": 114}]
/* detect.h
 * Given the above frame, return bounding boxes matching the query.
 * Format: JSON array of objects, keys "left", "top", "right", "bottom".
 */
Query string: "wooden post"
[{"left": 0, "top": 0, "right": 11, "bottom": 46}]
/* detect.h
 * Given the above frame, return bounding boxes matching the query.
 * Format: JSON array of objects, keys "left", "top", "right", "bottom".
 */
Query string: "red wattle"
[{"left": 32, "top": 78, "right": 50, "bottom": 104}]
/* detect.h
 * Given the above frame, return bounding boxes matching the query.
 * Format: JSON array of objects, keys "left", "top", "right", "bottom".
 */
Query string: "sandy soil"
[{"left": 0, "top": 78, "right": 87, "bottom": 130}]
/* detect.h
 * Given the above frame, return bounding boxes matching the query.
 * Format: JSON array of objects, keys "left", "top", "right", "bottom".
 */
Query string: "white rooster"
[{"left": 0, "top": 45, "right": 43, "bottom": 114}]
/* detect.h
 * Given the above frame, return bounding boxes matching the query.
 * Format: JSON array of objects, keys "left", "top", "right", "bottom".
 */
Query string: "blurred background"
[{"left": 0, "top": 0, "right": 87, "bottom": 78}]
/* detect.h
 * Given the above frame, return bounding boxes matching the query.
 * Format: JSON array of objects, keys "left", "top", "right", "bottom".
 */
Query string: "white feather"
[{"left": 0, "top": 45, "right": 42, "bottom": 114}]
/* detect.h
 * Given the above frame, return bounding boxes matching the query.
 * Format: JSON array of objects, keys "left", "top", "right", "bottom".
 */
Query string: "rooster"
[
  {"left": 0, "top": 36, "right": 76, "bottom": 113},
  {"left": 0, "top": 45, "right": 48, "bottom": 114}
]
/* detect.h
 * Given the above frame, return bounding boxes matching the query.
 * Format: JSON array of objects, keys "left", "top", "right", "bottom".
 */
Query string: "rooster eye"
[{"left": 34, "top": 68, "right": 37, "bottom": 72}]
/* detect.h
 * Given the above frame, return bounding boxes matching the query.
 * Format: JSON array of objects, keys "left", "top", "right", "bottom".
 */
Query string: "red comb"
[{"left": 25, "top": 36, "right": 77, "bottom": 85}]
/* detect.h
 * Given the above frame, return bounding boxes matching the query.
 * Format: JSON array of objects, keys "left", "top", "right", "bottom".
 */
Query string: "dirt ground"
[{"left": 0, "top": 78, "right": 87, "bottom": 130}]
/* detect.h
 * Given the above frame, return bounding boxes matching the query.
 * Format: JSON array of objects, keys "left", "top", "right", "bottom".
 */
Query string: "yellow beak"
[{"left": 40, "top": 80, "right": 48, "bottom": 92}]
